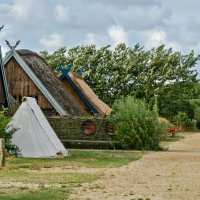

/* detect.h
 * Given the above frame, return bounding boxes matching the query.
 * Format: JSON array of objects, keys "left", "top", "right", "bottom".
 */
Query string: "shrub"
[
  {"left": 109, "top": 96, "right": 162, "bottom": 150},
  {"left": 0, "top": 108, "right": 19, "bottom": 155},
  {"left": 157, "top": 117, "right": 174, "bottom": 139},
  {"left": 194, "top": 107, "right": 200, "bottom": 129},
  {"left": 174, "top": 112, "right": 195, "bottom": 130}
]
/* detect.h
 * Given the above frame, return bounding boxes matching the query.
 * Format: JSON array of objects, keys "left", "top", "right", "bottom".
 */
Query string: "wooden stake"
[{"left": 0, "top": 138, "right": 5, "bottom": 167}]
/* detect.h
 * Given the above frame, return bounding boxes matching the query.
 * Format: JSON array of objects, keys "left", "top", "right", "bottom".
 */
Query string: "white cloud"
[
  {"left": 189, "top": 43, "right": 200, "bottom": 55},
  {"left": 0, "top": 4, "right": 10, "bottom": 13},
  {"left": 145, "top": 30, "right": 181, "bottom": 51},
  {"left": 1, "top": 46, "right": 9, "bottom": 57},
  {"left": 108, "top": 25, "right": 127, "bottom": 46},
  {"left": 55, "top": 4, "right": 70, "bottom": 24},
  {"left": 0, "top": 28, "right": 7, "bottom": 40},
  {"left": 146, "top": 30, "right": 166, "bottom": 48},
  {"left": 0, "top": 0, "right": 33, "bottom": 19},
  {"left": 85, "top": 33, "right": 96, "bottom": 45},
  {"left": 166, "top": 42, "right": 181, "bottom": 52},
  {"left": 39, "top": 33, "right": 63, "bottom": 51},
  {"left": 0, "top": 0, "right": 199, "bottom": 63},
  {"left": 12, "top": 0, "right": 32, "bottom": 18}
]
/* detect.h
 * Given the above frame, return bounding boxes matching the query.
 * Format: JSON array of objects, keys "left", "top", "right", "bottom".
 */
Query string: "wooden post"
[{"left": 0, "top": 138, "right": 5, "bottom": 167}]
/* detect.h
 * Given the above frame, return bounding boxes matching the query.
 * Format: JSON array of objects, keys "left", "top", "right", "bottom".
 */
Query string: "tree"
[
  {"left": 40, "top": 47, "right": 68, "bottom": 73},
  {"left": 157, "top": 81, "right": 200, "bottom": 122},
  {"left": 40, "top": 44, "right": 200, "bottom": 107},
  {"left": 0, "top": 108, "right": 19, "bottom": 155}
]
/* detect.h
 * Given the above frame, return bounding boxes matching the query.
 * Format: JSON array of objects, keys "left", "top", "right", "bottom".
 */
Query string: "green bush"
[
  {"left": 157, "top": 117, "right": 173, "bottom": 139},
  {"left": 174, "top": 112, "right": 195, "bottom": 130},
  {"left": 0, "top": 108, "right": 19, "bottom": 155},
  {"left": 109, "top": 96, "right": 162, "bottom": 150},
  {"left": 194, "top": 107, "right": 200, "bottom": 129}
]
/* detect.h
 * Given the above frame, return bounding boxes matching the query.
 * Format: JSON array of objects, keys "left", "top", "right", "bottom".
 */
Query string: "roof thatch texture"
[
  {"left": 17, "top": 49, "right": 87, "bottom": 117},
  {"left": 68, "top": 72, "right": 112, "bottom": 115}
]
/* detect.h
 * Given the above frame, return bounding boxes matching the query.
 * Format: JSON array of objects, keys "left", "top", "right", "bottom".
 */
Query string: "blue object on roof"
[
  {"left": 58, "top": 64, "right": 99, "bottom": 115},
  {"left": 78, "top": 66, "right": 85, "bottom": 75}
]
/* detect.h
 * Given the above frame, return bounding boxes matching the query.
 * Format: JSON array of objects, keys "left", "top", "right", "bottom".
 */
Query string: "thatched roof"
[
  {"left": 58, "top": 65, "right": 112, "bottom": 116},
  {"left": 68, "top": 72, "right": 112, "bottom": 115},
  {"left": 16, "top": 49, "right": 87, "bottom": 116}
]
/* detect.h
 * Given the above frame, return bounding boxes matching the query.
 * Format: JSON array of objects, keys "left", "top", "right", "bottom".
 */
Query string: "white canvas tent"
[{"left": 10, "top": 97, "right": 68, "bottom": 158}]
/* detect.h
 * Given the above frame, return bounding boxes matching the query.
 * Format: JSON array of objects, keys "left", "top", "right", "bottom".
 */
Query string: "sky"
[{"left": 0, "top": 0, "right": 200, "bottom": 74}]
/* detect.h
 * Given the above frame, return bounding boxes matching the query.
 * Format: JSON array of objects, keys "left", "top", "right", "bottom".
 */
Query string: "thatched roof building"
[
  {"left": 3, "top": 49, "right": 87, "bottom": 116},
  {"left": 58, "top": 65, "right": 112, "bottom": 116}
]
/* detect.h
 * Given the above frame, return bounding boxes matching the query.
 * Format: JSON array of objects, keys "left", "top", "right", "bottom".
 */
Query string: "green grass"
[
  {"left": 0, "top": 151, "right": 141, "bottom": 200},
  {"left": 6, "top": 151, "right": 141, "bottom": 170},
  {"left": 0, "top": 170, "right": 102, "bottom": 185},
  {"left": 68, "top": 150, "right": 142, "bottom": 168},
  {"left": 0, "top": 188, "right": 69, "bottom": 200}
]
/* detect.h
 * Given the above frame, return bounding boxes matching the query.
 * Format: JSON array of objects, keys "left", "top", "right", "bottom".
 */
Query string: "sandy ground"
[{"left": 69, "top": 133, "right": 200, "bottom": 200}]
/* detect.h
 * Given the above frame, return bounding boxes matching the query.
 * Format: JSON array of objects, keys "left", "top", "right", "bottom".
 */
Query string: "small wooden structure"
[
  {"left": 58, "top": 64, "right": 112, "bottom": 116},
  {"left": 3, "top": 49, "right": 87, "bottom": 117}
]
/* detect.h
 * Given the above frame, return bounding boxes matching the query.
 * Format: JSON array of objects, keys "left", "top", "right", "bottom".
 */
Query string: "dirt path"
[{"left": 70, "top": 133, "right": 200, "bottom": 200}]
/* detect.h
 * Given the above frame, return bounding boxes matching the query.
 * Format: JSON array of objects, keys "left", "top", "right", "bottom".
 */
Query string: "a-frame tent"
[{"left": 10, "top": 97, "right": 68, "bottom": 158}]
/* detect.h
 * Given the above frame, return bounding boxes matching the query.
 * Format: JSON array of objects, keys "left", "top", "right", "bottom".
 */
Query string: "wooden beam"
[{"left": 0, "top": 138, "right": 5, "bottom": 167}]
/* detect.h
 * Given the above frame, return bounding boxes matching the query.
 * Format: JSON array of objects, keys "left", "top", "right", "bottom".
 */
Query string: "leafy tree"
[
  {"left": 190, "top": 98, "right": 200, "bottom": 129},
  {"left": 157, "top": 82, "right": 200, "bottom": 121},
  {"left": 40, "top": 44, "right": 200, "bottom": 107},
  {"left": 194, "top": 107, "right": 200, "bottom": 129},
  {"left": 40, "top": 47, "right": 68, "bottom": 73},
  {"left": 0, "top": 108, "right": 19, "bottom": 155},
  {"left": 174, "top": 112, "right": 195, "bottom": 130}
]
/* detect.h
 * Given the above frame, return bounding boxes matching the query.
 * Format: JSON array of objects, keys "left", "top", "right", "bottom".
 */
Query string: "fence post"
[{"left": 0, "top": 138, "right": 5, "bottom": 167}]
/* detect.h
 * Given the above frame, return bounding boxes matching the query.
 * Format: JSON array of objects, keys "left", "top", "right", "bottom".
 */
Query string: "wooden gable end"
[{"left": 5, "top": 57, "right": 56, "bottom": 115}]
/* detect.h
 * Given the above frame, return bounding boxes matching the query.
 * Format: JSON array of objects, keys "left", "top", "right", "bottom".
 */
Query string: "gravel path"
[{"left": 70, "top": 133, "right": 200, "bottom": 200}]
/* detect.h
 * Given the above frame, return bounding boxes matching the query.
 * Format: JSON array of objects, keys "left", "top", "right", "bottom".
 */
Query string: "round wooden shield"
[{"left": 81, "top": 120, "right": 96, "bottom": 136}]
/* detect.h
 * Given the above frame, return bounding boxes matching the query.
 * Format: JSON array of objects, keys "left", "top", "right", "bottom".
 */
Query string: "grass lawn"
[{"left": 0, "top": 151, "right": 141, "bottom": 200}]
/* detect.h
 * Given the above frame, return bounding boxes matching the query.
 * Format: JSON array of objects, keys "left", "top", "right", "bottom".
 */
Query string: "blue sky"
[{"left": 0, "top": 0, "right": 200, "bottom": 74}]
